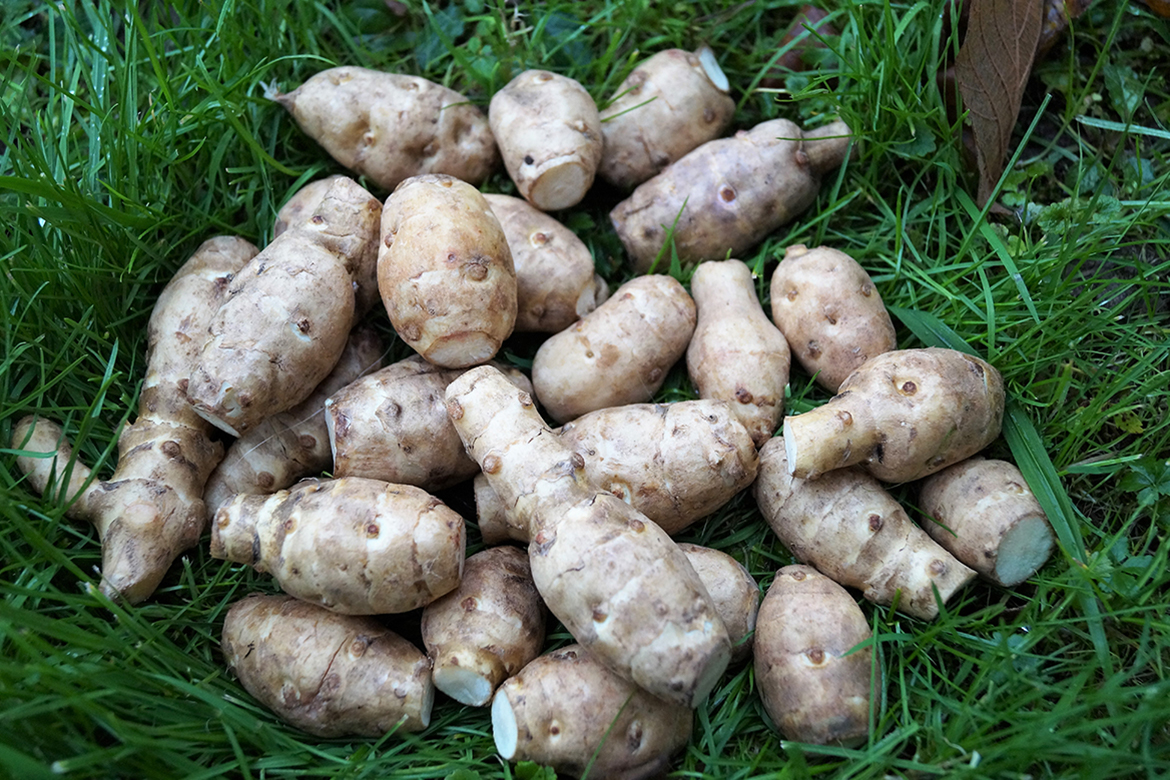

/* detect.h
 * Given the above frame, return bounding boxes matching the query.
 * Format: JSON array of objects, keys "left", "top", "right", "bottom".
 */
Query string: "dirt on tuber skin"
[
  {"left": 919, "top": 457, "right": 1055, "bottom": 587},
  {"left": 378, "top": 174, "right": 517, "bottom": 368},
  {"left": 610, "top": 118, "right": 852, "bottom": 272},
  {"left": 687, "top": 258, "right": 792, "bottom": 446},
  {"left": 203, "top": 325, "right": 384, "bottom": 519},
  {"left": 769, "top": 244, "right": 896, "bottom": 393},
  {"left": 11, "top": 235, "right": 257, "bottom": 604},
  {"left": 475, "top": 399, "right": 759, "bottom": 543},
  {"left": 273, "top": 67, "right": 499, "bottom": 192},
  {"left": 489, "top": 69, "right": 602, "bottom": 211},
  {"left": 598, "top": 46, "right": 736, "bottom": 189},
  {"left": 531, "top": 274, "right": 696, "bottom": 424},
  {"left": 211, "top": 476, "right": 466, "bottom": 615},
  {"left": 222, "top": 593, "right": 434, "bottom": 738},
  {"left": 782, "top": 347, "right": 1005, "bottom": 482},
  {"left": 326, "top": 355, "right": 532, "bottom": 491},
  {"left": 186, "top": 176, "right": 381, "bottom": 437},
  {"left": 420, "top": 546, "right": 547, "bottom": 707},
  {"left": 445, "top": 366, "right": 731, "bottom": 708},
  {"left": 754, "top": 437, "right": 976, "bottom": 620},
  {"left": 491, "top": 644, "right": 693, "bottom": 780},
  {"left": 754, "top": 565, "right": 875, "bottom": 746}
]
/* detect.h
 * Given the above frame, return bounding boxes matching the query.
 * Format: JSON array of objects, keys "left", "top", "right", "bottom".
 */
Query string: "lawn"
[{"left": 1, "top": 0, "right": 1168, "bottom": 778}]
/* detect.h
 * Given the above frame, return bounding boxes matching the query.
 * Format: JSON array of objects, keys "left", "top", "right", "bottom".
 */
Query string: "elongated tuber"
[
  {"left": 769, "top": 244, "right": 896, "bottom": 392},
  {"left": 678, "top": 543, "right": 760, "bottom": 663},
  {"left": 599, "top": 46, "right": 736, "bottom": 189},
  {"left": 610, "top": 119, "right": 852, "bottom": 272},
  {"left": 203, "top": 325, "right": 383, "bottom": 518},
  {"left": 783, "top": 347, "right": 1005, "bottom": 482},
  {"left": 211, "top": 476, "right": 466, "bottom": 615},
  {"left": 222, "top": 593, "right": 433, "bottom": 737},
  {"left": 446, "top": 366, "right": 731, "bottom": 707},
  {"left": 687, "top": 258, "right": 792, "bottom": 446},
  {"left": 531, "top": 274, "right": 696, "bottom": 423},
  {"left": 273, "top": 67, "right": 498, "bottom": 191},
  {"left": 421, "top": 546, "right": 546, "bottom": 706},
  {"left": 919, "top": 457, "right": 1055, "bottom": 587},
  {"left": 378, "top": 174, "right": 516, "bottom": 368},
  {"left": 755, "top": 565, "right": 875, "bottom": 745},
  {"left": 491, "top": 645, "right": 693, "bottom": 780},
  {"left": 11, "top": 235, "right": 257, "bottom": 603},
  {"left": 754, "top": 437, "right": 975, "bottom": 620},
  {"left": 187, "top": 177, "right": 381, "bottom": 436}
]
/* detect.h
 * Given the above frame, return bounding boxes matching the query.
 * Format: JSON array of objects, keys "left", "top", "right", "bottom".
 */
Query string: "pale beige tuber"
[
  {"left": 678, "top": 543, "right": 760, "bottom": 663},
  {"left": 754, "top": 437, "right": 975, "bottom": 620},
  {"left": 211, "top": 476, "right": 466, "bottom": 615},
  {"left": 11, "top": 235, "right": 257, "bottom": 603}
]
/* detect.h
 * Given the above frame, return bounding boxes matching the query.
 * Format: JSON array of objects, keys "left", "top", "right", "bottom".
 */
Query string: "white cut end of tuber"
[
  {"left": 530, "top": 159, "right": 589, "bottom": 211},
  {"left": 433, "top": 665, "right": 494, "bottom": 707},
  {"left": 491, "top": 688, "right": 519, "bottom": 759},
  {"left": 994, "top": 514, "right": 1055, "bottom": 587},
  {"left": 782, "top": 420, "right": 798, "bottom": 475},
  {"left": 419, "top": 673, "right": 436, "bottom": 728},
  {"left": 697, "top": 46, "right": 730, "bottom": 93}
]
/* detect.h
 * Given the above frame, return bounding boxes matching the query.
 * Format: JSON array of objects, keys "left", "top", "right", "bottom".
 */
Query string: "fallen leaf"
[
  {"left": 1037, "top": 0, "right": 1093, "bottom": 57},
  {"left": 1137, "top": 0, "right": 1170, "bottom": 17},
  {"left": 954, "top": 0, "right": 1044, "bottom": 207},
  {"left": 760, "top": 5, "right": 839, "bottom": 89}
]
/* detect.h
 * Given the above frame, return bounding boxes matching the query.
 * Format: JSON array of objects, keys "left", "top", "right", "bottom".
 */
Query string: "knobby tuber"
[
  {"left": 211, "top": 477, "right": 466, "bottom": 615},
  {"left": 273, "top": 67, "right": 498, "bottom": 191},
  {"left": 919, "top": 457, "right": 1055, "bottom": 587},
  {"left": 770, "top": 244, "right": 896, "bottom": 393},
  {"left": 783, "top": 347, "right": 1005, "bottom": 482},
  {"left": 754, "top": 565, "right": 875, "bottom": 745},
  {"left": 446, "top": 366, "right": 731, "bottom": 707},
  {"left": 755, "top": 437, "right": 975, "bottom": 620},
  {"left": 11, "top": 235, "right": 257, "bottom": 603},
  {"left": 222, "top": 593, "right": 433, "bottom": 737},
  {"left": 378, "top": 174, "right": 516, "bottom": 368},
  {"left": 491, "top": 645, "right": 693, "bottom": 780},
  {"left": 610, "top": 118, "right": 852, "bottom": 272},
  {"left": 687, "top": 258, "right": 792, "bottom": 446},
  {"left": 599, "top": 46, "right": 735, "bottom": 189},
  {"left": 421, "top": 546, "right": 546, "bottom": 706}
]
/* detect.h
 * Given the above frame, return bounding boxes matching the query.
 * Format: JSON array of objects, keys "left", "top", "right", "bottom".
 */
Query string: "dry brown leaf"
[
  {"left": 954, "top": 0, "right": 1043, "bottom": 207},
  {"left": 1138, "top": 0, "right": 1170, "bottom": 16}
]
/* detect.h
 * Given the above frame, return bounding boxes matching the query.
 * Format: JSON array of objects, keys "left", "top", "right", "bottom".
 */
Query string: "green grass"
[{"left": 2, "top": 0, "right": 1168, "bottom": 777}]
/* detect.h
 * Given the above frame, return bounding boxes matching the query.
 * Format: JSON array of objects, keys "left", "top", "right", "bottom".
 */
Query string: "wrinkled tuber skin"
[
  {"left": 489, "top": 70, "right": 603, "bottom": 211},
  {"left": 446, "top": 366, "right": 731, "bottom": 707},
  {"left": 610, "top": 119, "right": 852, "bottom": 272},
  {"left": 754, "top": 438, "right": 975, "bottom": 620},
  {"left": 678, "top": 544, "right": 760, "bottom": 664},
  {"left": 484, "top": 193, "right": 608, "bottom": 333},
  {"left": 783, "top": 347, "right": 1005, "bottom": 482},
  {"left": 378, "top": 174, "right": 517, "bottom": 368},
  {"left": 476, "top": 400, "right": 758, "bottom": 543},
  {"left": 211, "top": 477, "right": 466, "bottom": 615},
  {"left": 769, "top": 244, "right": 896, "bottom": 393},
  {"left": 326, "top": 355, "right": 532, "bottom": 491},
  {"left": 531, "top": 274, "right": 696, "bottom": 424},
  {"left": 203, "top": 326, "right": 384, "bottom": 519},
  {"left": 687, "top": 259, "right": 792, "bottom": 446},
  {"left": 222, "top": 594, "right": 434, "bottom": 737},
  {"left": 754, "top": 565, "right": 875, "bottom": 745},
  {"left": 919, "top": 457, "right": 1055, "bottom": 587},
  {"left": 11, "top": 236, "right": 257, "bottom": 603},
  {"left": 187, "top": 177, "right": 381, "bottom": 436},
  {"left": 421, "top": 546, "right": 546, "bottom": 707},
  {"left": 599, "top": 47, "right": 736, "bottom": 189},
  {"left": 491, "top": 645, "right": 693, "bottom": 780},
  {"left": 274, "top": 67, "right": 498, "bottom": 191},
  {"left": 273, "top": 175, "right": 382, "bottom": 323}
]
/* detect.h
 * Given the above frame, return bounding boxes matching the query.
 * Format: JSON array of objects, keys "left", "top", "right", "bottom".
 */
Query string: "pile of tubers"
[{"left": 11, "top": 44, "right": 1059, "bottom": 780}]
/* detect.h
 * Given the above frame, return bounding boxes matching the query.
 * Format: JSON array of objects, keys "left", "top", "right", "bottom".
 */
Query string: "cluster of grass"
[{"left": 1, "top": 0, "right": 1167, "bottom": 777}]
